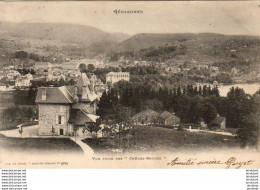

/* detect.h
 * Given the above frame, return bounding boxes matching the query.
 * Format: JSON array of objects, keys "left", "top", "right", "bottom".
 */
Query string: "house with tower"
[{"left": 35, "top": 73, "right": 99, "bottom": 136}]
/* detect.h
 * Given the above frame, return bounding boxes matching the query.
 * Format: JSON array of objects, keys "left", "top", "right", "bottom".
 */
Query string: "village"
[
  {"left": 0, "top": 56, "right": 259, "bottom": 155},
  {"left": 0, "top": 20, "right": 259, "bottom": 156},
  {"left": 1, "top": 3, "right": 260, "bottom": 190},
  {"left": 0, "top": 58, "right": 259, "bottom": 91}
]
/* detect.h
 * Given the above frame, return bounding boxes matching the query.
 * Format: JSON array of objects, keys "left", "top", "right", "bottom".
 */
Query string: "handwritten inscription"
[{"left": 167, "top": 157, "right": 254, "bottom": 169}]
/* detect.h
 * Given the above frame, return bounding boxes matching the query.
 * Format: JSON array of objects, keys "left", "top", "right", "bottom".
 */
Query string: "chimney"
[{"left": 42, "top": 88, "right": 47, "bottom": 100}]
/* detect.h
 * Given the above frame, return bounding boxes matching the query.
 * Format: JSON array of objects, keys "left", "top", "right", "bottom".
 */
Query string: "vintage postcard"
[{"left": 0, "top": 1, "right": 259, "bottom": 169}]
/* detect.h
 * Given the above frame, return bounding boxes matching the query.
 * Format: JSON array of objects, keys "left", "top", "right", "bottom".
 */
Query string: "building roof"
[
  {"left": 160, "top": 111, "right": 174, "bottom": 119},
  {"left": 82, "top": 87, "right": 98, "bottom": 102},
  {"left": 35, "top": 86, "right": 75, "bottom": 104},
  {"left": 35, "top": 73, "right": 98, "bottom": 104},
  {"left": 69, "top": 109, "right": 99, "bottom": 125},
  {"left": 66, "top": 86, "right": 77, "bottom": 98},
  {"left": 210, "top": 115, "right": 226, "bottom": 125},
  {"left": 132, "top": 108, "right": 159, "bottom": 119}
]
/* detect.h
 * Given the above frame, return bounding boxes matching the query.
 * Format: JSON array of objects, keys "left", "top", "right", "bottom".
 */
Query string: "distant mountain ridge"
[
  {"left": 0, "top": 21, "right": 259, "bottom": 62},
  {"left": 114, "top": 33, "right": 260, "bottom": 52},
  {"left": 0, "top": 22, "right": 130, "bottom": 46}
]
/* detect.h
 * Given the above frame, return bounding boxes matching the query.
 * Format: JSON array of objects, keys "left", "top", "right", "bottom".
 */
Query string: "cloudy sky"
[{"left": 0, "top": 1, "right": 259, "bottom": 36}]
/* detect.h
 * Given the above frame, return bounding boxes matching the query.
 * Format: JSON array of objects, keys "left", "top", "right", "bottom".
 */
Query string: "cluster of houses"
[
  {"left": 0, "top": 60, "right": 132, "bottom": 94},
  {"left": 15, "top": 73, "right": 33, "bottom": 88},
  {"left": 132, "top": 108, "right": 181, "bottom": 127},
  {"left": 0, "top": 59, "right": 108, "bottom": 92},
  {"left": 0, "top": 66, "right": 33, "bottom": 90},
  {"left": 34, "top": 62, "right": 79, "bottom": 82},
  {"left": 1, "top": 59, "right": 228, "bottom": 137},
  {"left": 132, "top": 108, "right": 226, "bottom": 130}
]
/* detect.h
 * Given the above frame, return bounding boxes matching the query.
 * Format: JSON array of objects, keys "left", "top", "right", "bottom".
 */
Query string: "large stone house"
[{"left": 35, "top": 73, "right": 99, "bottom": 136}]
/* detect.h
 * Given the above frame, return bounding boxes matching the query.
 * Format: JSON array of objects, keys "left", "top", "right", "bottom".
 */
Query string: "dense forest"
[{"left": 97, "top": 81, "right": 260, "bottom": 147}]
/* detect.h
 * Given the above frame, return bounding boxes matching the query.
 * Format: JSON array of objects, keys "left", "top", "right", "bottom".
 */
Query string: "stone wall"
[{"left": 38, "top": 104, "right": 71, "bottom": 136}]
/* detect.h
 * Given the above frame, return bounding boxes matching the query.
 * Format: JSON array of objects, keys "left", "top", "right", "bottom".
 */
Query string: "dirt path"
[
  {"left": 70, "top": 137, "right": 94, "bottom": 156},
  {"left": 0, "top": 126, "right": 94, "bottom": 156}
]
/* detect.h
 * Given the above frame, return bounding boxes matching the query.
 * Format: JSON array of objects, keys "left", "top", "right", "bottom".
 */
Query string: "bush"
[{"left": 177, "top": 125, "right": 184, "bottom": 131}]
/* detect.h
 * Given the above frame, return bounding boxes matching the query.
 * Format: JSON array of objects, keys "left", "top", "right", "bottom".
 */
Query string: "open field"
[
  {"left": 83, "top": 125, "right": 240, "bottom": 154},
  {"left": 0, "top": 134, "right": 83, "bottom": 156}
]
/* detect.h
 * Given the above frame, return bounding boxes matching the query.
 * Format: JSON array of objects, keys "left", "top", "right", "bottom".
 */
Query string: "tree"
[
  {"left": 199, "top": 102, "right": 217, "bottom": 125},
  {"left": 226, "top": 87, "right": 254, "bottom": 128},
  {"left": 85, "top": 119, "right": 102, "bottom": 138},
  {"left": 57, "top": 78, "right": 66, "bottom": 86},
  {"left": 216, "top": 73, "right": 232, "bottom": 84},
  {"left": 101, "top": 125, "right": 111, "bottom": 138},
  {"left": 97, "top": 90, "right": 119, "bottom": 121},
  {"left": 143, "top": 99, "right": 163, "bottom": 112},
  {"left": 113, "top": 106, "right": 132, "bottom": 124},
  {"left": 78, "top": 63, "right": 87, "bottom": 73},
  {"left": 87, "top": 64, "right": 95, "bottom": 72},
  {"left": 30, "top": 69, "right": 36, "bottom": 75},
  {"left": 25, "top": 107, "right": 33, "bottom": 120},
  {"left": 187, "top": 95, "right": 202, "bottom": 123},
  {"left": 14, "top": 51, "right": 28, "bottom": 59},
  {"left": 236, "top": 113, "right": 259, "bottom": 148}
]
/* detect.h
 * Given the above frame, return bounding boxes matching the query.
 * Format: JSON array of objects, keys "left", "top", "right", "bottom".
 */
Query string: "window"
[
  {"left": 58, "top": 116, "right": 62, "bottom": 124},
  {"left": 57, "top": 115, "right": 64, "bottom": 125}
]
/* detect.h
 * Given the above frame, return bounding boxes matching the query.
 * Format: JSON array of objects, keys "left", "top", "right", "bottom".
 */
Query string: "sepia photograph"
[{"left": 0, "top": 1, "right": 259, "bottom": 169}]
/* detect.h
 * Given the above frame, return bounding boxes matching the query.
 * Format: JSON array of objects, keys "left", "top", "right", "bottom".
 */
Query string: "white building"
[
  {"left": 0, "top": 83, "right": 7, "bottom": 91},
  {"left": 15, "top": 74, "right": 33, "bottom": 88},
  {"left": 15, "top": 76, "right": 31, "bottom": 87},
  {"left": 47, "top": 68, "right": 65, "bottom": 81},
  {"left": 25, "top": 73, "right": 33, "bottom": 81},
  {"left": 106, "top": 72, "right": 130, "bottom": 85},
  {"left": 6, "top": 71, "right": 21, "bottom": 80}
]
